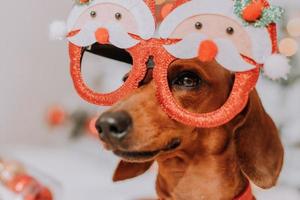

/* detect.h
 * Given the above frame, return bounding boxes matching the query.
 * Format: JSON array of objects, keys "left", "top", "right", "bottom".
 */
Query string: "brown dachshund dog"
[{"left": 96, "top": 58, "right": 284, "bottom": 200}]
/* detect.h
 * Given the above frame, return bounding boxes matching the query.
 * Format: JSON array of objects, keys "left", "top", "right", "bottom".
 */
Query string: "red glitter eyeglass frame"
[
  {"left": 67, "top": 0, "right": 281, "bottom": 128},
  {"left": 69, "top": 35, "right": 260, "bottom": 128}
]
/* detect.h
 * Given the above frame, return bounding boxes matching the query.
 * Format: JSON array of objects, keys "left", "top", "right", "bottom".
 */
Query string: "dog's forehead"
[{"left": 169, "top": 58, "right": 231, "bottom": 79}]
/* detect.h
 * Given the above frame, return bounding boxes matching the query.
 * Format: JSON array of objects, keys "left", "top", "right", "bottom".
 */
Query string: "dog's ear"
[
  {"left": 233, "top": 90, "right": 284, "bottom": 189},
  {"left": 113, "top": 160, "right": 154, "bottom": 182}
]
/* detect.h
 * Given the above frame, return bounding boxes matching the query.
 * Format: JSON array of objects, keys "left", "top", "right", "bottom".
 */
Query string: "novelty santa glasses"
[{"left": 53, "top": 0, "right": 290, "bottom": 128}]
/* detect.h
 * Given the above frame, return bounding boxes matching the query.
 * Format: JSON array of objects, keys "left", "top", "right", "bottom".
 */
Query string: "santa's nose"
[
  {"left": 95, "top": 28, "right": 109, "bottom": 44},
  {"left": 198, "top": 40, "right": 218, "bottom": 62}
]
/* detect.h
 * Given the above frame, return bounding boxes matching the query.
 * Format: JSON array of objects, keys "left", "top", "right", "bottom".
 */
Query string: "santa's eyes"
[
  {"left": 226, "top": 27, "right": 234, "bottom": 35},
  {"left": 89, "top": 11, "right": 122, "bottom": 20},
  {"left": 194, "top": 22, "right": 234, "bottom": 35},
  {"left": 195, "top": 22, "right": 203, "bottom": 30},
  {"left": 115, "top": 12, "right": 122, "bottom": 20},
  {"left": 90, "top": 11, "right": 97, "bottom": 18}
]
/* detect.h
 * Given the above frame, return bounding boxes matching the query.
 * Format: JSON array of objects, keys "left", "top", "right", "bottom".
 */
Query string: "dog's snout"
[{"left": 96, "top": 111, "right": 132, "bottom": 140}]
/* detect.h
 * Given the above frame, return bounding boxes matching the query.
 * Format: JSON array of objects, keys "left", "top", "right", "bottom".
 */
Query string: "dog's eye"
[{"left": 172, "top": 71, "right": 201, "bottom": 89}]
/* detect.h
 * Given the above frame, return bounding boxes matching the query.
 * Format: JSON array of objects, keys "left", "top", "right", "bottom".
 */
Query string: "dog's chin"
[{"left": 113, "top": 138, "right": 182, "bottom": 162}]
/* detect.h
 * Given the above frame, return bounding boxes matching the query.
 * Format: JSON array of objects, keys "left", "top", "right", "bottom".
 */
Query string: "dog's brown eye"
[{"left": 172, "top": 71, "right": 201, "bottom": 89}]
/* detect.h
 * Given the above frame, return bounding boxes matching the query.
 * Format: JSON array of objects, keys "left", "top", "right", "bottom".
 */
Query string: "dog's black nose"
[{"left": 96, "top": 111, "right": 132, "bottom": 140}]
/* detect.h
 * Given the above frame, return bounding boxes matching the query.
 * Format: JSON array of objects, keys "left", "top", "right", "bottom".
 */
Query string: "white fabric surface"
[
  {"left": 1, "top": 136, "right": 300, "bottom": 200},
  {"left": 0, "top": 137, "right": 156, "bottom": 200}
]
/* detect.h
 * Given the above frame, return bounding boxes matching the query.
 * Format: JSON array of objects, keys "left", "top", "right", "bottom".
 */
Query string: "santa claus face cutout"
[
  {"left": 67, "top": 0, "right": 155, "bottom": 48},
  {"left": 62, "top": 0, "right": 289, "bottom": 128}
]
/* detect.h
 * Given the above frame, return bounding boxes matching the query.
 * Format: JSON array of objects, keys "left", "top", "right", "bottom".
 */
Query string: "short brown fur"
[{"left": 100, "top": 59, "right": 284, "bottom": 200}]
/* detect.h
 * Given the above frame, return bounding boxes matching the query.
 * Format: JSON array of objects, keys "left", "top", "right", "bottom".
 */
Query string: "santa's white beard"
[
  {"left": 68, "top": 21, "right": 139, "bottom": 49},
  {"left": 163, "top": 33, "right": 256, "bottom": 72}
]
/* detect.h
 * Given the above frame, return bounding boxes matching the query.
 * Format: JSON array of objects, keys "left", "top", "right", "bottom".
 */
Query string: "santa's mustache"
[
  {"left": 68, "top": 21, "right": 139, "bottom": 49},
  {"left": 163, "top": 33, "right": 256, "bottom": 72}
]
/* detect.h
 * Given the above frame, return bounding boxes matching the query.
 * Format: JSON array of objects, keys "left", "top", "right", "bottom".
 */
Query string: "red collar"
[{"left": 234, "top": 182, "right": 253, "bottom": 200}]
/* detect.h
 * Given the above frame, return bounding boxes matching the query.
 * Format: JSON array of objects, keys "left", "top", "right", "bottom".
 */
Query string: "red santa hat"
[{"left": 242, "top": 0, "right": 291, "bottom": 80}]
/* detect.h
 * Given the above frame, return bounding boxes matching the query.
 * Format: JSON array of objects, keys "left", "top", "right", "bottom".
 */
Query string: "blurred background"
[{"left": 0, "top": 0, "right": 299, "bottom": 199}]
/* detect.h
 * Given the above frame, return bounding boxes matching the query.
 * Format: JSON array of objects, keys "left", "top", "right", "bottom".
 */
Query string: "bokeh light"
[
  {"left": 287, "top": 18, "right": 300, "bottom": 37},
  {"left": 279, "top": 37, "right": 298, "bottom": 57}
]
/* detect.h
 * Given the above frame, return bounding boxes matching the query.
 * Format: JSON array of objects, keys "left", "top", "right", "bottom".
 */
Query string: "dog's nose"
[{"left": 96, "top": 111, "right": 132, "bottom": 140}]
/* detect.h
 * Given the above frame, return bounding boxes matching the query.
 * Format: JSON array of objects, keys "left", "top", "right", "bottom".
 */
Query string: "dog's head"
[{"left": 96, "top": 58, "right": 283, "bottom": 189}]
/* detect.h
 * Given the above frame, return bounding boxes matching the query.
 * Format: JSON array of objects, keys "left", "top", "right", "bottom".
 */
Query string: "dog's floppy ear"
[
  {"left": 234, "top": 90, "right": 284, "bottom": 189},
  {"left": 113, "top": 160, "right": 154, "bottom": 182}
]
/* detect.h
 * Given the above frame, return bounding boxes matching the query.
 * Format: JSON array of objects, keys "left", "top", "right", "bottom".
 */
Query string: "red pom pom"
[
  {"left": 198, "top": 40, "right": 218, "bottom": 62},
  {"left": 242, "top": 0, "right": 264, "bottom": 22},
  {"left": 95, "top": 28, "right": 110, "bottom": 44},
  {"left": 79, "top": 0, "right": 90, "bottom": 4}
]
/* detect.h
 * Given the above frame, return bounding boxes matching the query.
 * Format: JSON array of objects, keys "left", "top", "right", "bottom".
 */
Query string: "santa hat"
[
  {"left": 159, "top": 0, "right": 291, "bottom": 80},
  {"left": 240, "top": 0, "right": 291, "bottom": 80}
]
